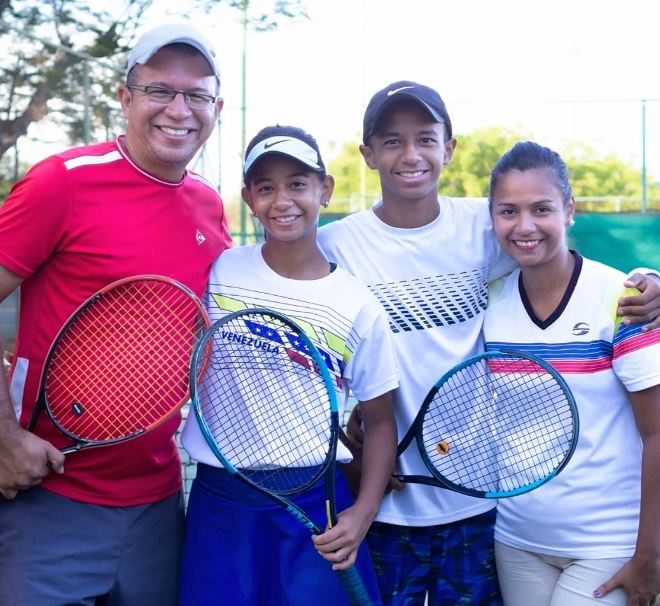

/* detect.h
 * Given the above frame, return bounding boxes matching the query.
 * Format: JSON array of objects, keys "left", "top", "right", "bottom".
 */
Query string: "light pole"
[
  {"left": 239, "top": 0, "right": 248, "bottom": 244},
  {"left": 641, "top": 98, "right": 647, "bottom": 214}
]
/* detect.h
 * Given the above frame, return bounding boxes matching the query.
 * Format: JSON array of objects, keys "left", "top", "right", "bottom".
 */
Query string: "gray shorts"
[{"left": 0, "top": 487, "right": 184, "bottom": 606}]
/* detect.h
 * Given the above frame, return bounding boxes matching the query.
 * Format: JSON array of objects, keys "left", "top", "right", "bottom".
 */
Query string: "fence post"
[{"left": 642, "top": 98, "right": 647, "bottom": 213}]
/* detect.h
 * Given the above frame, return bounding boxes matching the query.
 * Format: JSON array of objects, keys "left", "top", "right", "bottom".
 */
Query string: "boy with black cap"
[
  {"left": 179, "top": 124, "right": 398, "bottom": 606},
  {"left": 0, "top": 23, "right": 232, "bottom": 605},
  {"left": 318, "top": 81, "right": 660, "bottom": 605}
]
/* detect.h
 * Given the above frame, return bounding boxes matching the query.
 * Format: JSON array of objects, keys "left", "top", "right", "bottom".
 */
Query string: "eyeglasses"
[{"left": 127, "top": 85, "right": 217, "bottom": 109}]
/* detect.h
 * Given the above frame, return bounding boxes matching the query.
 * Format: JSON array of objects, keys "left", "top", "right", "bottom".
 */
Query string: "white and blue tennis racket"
[
  {"left": 190, "top": 307, "right": 373, "bottom": 605},
  {"left": 394, "top": 350, "right": 579, "bottom": 498}
]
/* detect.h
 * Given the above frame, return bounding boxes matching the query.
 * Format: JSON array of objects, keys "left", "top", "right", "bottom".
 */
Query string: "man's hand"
[
  {"left": 0, "top": 423, "right": 64, "bottom": 499},
  {"left": 619, "top": 273, "right": 660, "bottom": 331}
]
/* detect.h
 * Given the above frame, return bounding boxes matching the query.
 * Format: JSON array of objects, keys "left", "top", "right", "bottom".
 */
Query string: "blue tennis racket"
[
  {"left": 394, "top": 349, "right": 579, "bottom": 498},
  {"left": 190, "top": 307, "right": 373, "bottom": 605}
]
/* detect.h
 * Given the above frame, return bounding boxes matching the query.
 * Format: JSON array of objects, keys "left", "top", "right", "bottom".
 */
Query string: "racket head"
[
  {"left": 416, "top": 349, "right": 579, "bottom": 498},
  {"left": 38, "top": 275, "right": 209, "bottom": 449},
  {"left": 190, "top": 307, "right": 340, "bottom": 497}
]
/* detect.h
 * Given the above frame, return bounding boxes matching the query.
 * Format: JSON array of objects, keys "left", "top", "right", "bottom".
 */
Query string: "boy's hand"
[
  {"left": 344, "top": 404, "right": 365, "bottom": 450},
  {"left": 337, "top": 455, "right": 362, "bottom": 499},
  {"left": 339, "top": 413, "right": 403, "bottom": 497},
  {"left": 619, "top": 273, "right": 660, "bottom": 331}
]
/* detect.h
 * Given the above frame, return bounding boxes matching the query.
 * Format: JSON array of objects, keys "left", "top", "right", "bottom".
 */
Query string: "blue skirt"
[{"left": 179, "top": 464, "right": 383, "bottom": 606}]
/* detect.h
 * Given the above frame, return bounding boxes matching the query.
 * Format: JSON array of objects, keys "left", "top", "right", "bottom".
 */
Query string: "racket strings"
[
  {"left": 422, "top": 355, "right": 575, "bottom": 494},
  {"left": 45, "top": 279, "right": 206, "bottom": 441},
  {"left": 197, "top": 314, "right": 333, "bottom": 494}
]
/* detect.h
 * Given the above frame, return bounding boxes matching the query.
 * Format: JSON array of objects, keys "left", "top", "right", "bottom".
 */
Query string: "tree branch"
[{"left": 0, "top": 47, "right": 79, "bottom": 158}]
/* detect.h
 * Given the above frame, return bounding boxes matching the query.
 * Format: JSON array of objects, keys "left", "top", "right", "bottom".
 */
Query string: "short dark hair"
[{"left": 489, "top": 141, "right": 573, "bottom": 210}]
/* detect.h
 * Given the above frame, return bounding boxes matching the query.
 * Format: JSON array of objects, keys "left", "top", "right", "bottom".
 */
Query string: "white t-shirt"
[
  {"left": 318, "top": 198, "right": 516, "bottom": 526},
  {"left": 182, "top": 244, "right": 399, "bottom": 467},
  {"left": 483, "top": 254, "right": 660, "bottom": 558}
]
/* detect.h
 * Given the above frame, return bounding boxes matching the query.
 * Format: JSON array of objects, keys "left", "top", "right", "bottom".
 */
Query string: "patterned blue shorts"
[{"left": 366, "top": 509, "right": 502, "bottom": 605}]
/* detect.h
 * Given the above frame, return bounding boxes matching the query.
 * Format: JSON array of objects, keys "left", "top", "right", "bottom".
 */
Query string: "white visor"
[{"left": 243, "top": 136, "right": 323, "bottom": 179}]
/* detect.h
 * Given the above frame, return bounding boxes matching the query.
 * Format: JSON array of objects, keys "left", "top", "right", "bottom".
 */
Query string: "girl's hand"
[
  {"left": 592, "top": 553, "right": 660, "bottom": 605},
  {"left": 311, "top": 504, "right": 373, "bottom": 571}
]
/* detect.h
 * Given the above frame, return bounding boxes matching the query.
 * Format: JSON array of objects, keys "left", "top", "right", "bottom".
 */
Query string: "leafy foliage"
[
  {"left": 0, "top": 0, "right": 150, "bottom": 164},
  {"left": 563, "top": 142, "right": 642, "bottom": 197},
  {"left": 442, "top": 127, "right": 525, "bottom": 197},
  {"left": 326, "top": 126, "right": 657, "bottom": 212},
  {"left": 0, "top": 0, "right": 308, "bottom": 178},
  {"left": 324, "top": 136, "right": 380, "bottom": 213},
  {"left": 224, "top": 0, "right": 308, "bottom": 32}
]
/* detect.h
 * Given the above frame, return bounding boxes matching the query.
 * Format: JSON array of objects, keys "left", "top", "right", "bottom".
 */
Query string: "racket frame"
[
  {"left": 190, "top": 307, "right": 372, "bottom": 605},
  {"left": 28, "top": 274, "right": 209, "bottom": 453},
  {"left": 396, "top": 349, "right": 579, "bottom": 498}
]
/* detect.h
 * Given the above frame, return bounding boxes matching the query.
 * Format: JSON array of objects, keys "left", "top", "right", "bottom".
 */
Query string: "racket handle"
[
  {"left": 335, "top": 566, "right": 374, "bottom": 606},
  {"left": 60, "top": 444, "right": 81, "bottom": 455}
]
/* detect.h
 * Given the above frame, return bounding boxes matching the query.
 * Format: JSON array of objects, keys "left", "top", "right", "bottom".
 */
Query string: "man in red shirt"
[{"left": 0, "top": 23, "right": 232, "bottom": 605}]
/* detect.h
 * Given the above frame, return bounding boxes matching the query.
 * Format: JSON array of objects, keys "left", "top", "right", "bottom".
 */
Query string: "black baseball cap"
[
  {"left": 243, "top": 125, "right": 326, "bottom": 183},
  {"left": 362, "top": 80, "right": 453, "bottom": 144}
]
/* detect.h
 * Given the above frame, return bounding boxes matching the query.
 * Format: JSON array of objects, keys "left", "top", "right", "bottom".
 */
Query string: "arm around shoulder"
[{"left": 618, "top": 271, "right": 660, "bottom": 331}]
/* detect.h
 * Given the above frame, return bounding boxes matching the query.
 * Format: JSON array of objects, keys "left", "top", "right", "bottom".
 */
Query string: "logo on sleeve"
[
  {"left": 195, "top": 229, "right": 206, "bottom": 245},
  {"left": 572, "top": 322, "right": 590, "bottom": 336}
]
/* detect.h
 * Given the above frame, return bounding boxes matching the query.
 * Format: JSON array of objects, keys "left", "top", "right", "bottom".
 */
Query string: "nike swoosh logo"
[
  {"left": 387, "top": 86, "right": 414, "bottom": 96},
  {"left": 264, "top": 138, "right": 290, "bottom": 149}
]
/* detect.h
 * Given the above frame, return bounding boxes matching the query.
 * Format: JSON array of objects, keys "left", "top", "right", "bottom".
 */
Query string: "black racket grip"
[{"left": 335, "top": 566, "right": 374, "bottom": 605}]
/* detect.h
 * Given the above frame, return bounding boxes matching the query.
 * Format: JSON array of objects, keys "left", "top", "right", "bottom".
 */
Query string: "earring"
[
  {"left": 322, "top": 200, "right": 329, "bottom": 208},
  {"left": 569, "top": 218, "right": 575, "bottom": 227}
]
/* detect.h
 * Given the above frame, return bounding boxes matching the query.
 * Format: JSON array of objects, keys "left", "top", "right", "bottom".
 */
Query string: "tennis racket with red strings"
[{"left": 27, "top": 275, "right": 210, "bottom": 454}]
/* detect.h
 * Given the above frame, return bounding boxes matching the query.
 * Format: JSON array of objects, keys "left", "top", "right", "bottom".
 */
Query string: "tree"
[
  {"left": 0, "top": 1, "right": 150, "bottom": 162},
  {"left": 326, "top": 126, "right": 655, "bottom": 210},
  {"left": 442, "top": 127, "right": 526, "bottom": 197},
  {"left": 326, "top": 136, "right": 380, "bottom": 213},
  {"left": 0, "top": 0, "right": 308, "bottom": 172},
  {"left": 563, "top": 142, "right": 642, "bottom": 197},
  {"left": 326, "top": 126, "right": 527, "bottom": 207},
  {"left": 221, "top": 0, "right": 308, "bottom": 32}
]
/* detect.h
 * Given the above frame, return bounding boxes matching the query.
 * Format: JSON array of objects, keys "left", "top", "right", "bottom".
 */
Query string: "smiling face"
[
  {"left": 360, "top": 100, "right": 456, "bottom": 208},
  {"left": 490, "top": 167, "right": 575, "bottom": 269},
  {"left": 242, "top": 155, "right": 334, "bottom": 246},
  {"left": 118, "top": 46, "right": 223, "bottom": 181}
]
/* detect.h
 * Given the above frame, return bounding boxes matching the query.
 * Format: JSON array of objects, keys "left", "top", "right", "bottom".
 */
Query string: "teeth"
[
  {"left": 514, "top": 240, "right": 540, "bottom": 248},
  {"left": 161, "top": 127, "right": 189, "bottom": 136},
  {"left": 398, "top": 170, "right": 425, "bottom": 177},
  {"left": 274, "top": 216, "right": 298, "bottom": 223}
]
